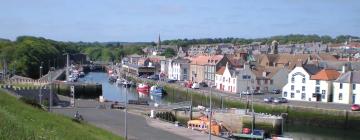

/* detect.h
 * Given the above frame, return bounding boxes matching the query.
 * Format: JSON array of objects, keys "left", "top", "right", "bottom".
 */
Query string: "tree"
[{"left": 160, "top": 48, "right": 176, "bottom": 58}]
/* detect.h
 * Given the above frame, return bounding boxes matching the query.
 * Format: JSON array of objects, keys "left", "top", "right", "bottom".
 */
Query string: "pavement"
[{"left": 53, "top": 96, "right": 226, "bottom": 140}]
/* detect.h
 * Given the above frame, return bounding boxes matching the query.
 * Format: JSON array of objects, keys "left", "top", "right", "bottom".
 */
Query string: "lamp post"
[
  {"left": 124, "top": 87, "right": 128, "bottom": 140},
  {"left": 209, "top": 83, "right": 213, "bottom": 140},
  {"left": 40, "top": 62, "right": 43, "bottom": 78}
]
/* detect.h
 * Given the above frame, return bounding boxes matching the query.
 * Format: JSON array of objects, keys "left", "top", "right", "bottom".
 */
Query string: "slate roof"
[
  {"left": 335, "top": 71, "right": 360, "bottom": 83},
  {"left": 303, "top": 64, "right": 321, "bottom": 75}
]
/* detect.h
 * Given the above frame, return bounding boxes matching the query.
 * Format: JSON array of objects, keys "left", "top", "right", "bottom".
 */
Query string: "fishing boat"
[
  {"left": 137, "top": 83, "right": 150, "bottom": 92},
  {"left": 122, "top": 81, "right": 131, "bottom": 88},
  {"left": 150, "top": 85, "right": 164, "bottom": 96}
]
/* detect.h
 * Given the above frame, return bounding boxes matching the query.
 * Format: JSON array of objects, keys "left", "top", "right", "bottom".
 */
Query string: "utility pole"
[
  {"left": 66, "top": 54, "right": 70, "bottom": 81},
  {"left": 124, "top": 87, "right": 128, "bottom": 140},
  {"left": 48, "top": 68, "right": 53, "bottom": 112},
  {"left": 209, "top": 84, "right": 212, "bottom": 140}
]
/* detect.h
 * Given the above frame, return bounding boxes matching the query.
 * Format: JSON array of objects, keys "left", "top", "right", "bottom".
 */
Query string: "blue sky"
[{"left": 0, "top": 0, "right": 359, "bottom": 42}]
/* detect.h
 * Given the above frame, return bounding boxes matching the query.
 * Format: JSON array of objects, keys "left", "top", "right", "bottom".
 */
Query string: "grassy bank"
[{"left": 0, "top": 89, "right": 123, "bottom": 140}]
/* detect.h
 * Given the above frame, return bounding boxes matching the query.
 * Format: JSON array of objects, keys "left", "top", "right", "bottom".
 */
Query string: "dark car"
[
  {"left": 139, "top": 75, "right": 148, "bottom": 78},
  {"left": 167, "top": 79, "right": 177, "bottom": 83},
  {"left": 111, "top": 102, "right": 125, "bottom": 109},
  {"left": 199, "top": 82, "right": 208, "bottom": 87},
  {"left": 271, "top": 89, "right": 281, "bottom": 94}
]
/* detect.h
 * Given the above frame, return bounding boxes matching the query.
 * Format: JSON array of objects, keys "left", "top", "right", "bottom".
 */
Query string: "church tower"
[{"left": 157, "top": 34, "right": 161, "bottom": 50}]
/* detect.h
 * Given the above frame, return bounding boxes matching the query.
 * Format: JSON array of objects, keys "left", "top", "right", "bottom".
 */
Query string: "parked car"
[
  {"left": 241, "top": 91, "right": 251, "bottom": 95},
  {"left": 139, "top": 74, "right": 148, "bottom": 78},
  {"left": 147, "top": 74, "right": 159, "bottom": 80},
  {"left": 351, "top": 104, "right": 360, "bottom": 111},
  {"left": 264, "top": 97, "right": 274, "bottom": 103},
  {"left": 192, "top": 82, "right": 200, "bottom": 89},
  {"left": 199, "top": 82, "right": 208, "bottom": 87},
  {"left": 111, "top": 101, "right": 125, "bottom": 109},
  {"left": 273, "top": 97, "right": 288, "bottom": 104},
  {"left": 254, "top": 90, "right": 264, "bottom": 95},
  {"left": 166, "top": 79, "right": 177, "bottom": 83},
  {"left": 271, "top": 89, "right": 281, "bottom": 94}
]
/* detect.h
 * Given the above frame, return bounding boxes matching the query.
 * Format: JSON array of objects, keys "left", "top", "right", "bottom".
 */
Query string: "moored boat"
[
  {"left": 150, "top": 85, "right": 164, "bottom": 96},
  {"left": 137, "top": 83, "right": 150, "bottom": 92}
]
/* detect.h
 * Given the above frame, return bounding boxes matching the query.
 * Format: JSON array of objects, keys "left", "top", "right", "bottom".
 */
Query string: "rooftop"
[{"left": 311, "top": 69, "right": 340, "bottom": 81}]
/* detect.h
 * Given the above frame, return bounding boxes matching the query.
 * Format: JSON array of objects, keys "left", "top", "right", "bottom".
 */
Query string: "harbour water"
[{"left": 80, "top": 72, "right": 359, "bottom": 140}]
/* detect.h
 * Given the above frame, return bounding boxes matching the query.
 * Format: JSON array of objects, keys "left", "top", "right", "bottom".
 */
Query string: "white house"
[
  {"left": 282, "top": 65, "right": 321, "bottom": 101},
  {"left": 167, "top": 58, "right": 190, "bottom": 81},
  {"left": 310, "top": 69, "right": 340, "bottom": 102},
  {"left": 215, "top": 63, "right": 238, "bottom": 93},
  {"left": 333, "top": 71, "right": 360, "bottom": 104}
]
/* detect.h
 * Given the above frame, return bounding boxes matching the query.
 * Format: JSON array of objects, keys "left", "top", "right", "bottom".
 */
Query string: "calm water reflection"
[{"left": 78, "top": 72, "right": 166, "bottom": 104}]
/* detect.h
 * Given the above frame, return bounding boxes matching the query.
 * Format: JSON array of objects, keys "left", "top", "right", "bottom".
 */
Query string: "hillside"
[{"left": 0, "top": 89, "right": 123, "bottom": 140}]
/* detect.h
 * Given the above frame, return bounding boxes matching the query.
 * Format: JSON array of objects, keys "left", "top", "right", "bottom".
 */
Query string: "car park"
[
  {"left": 351, "top": 104, "right": 360, "bottom": 111},
  {"left": 273, "top": 97, "right": 288, "bottom": 104},
  {"left": 264, "top": 97, "right": 274, "bottom": 103}
]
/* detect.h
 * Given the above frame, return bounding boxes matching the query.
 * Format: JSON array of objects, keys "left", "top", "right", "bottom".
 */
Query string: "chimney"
[
  {"left": 262, "top": 71, "right": 267, "bottom": 77},
  {"left": 342, "top": 65, "right": 346, "bottom": 73}
]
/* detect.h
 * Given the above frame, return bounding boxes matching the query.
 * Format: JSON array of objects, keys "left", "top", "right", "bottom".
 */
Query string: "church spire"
[{"left": 157, "top": 34, "right": 161, "bottom": 49}]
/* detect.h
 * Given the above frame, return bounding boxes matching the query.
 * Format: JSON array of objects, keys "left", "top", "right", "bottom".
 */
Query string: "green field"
[{"left": 0, "top": 89, "right": 123, "bottom": 140}]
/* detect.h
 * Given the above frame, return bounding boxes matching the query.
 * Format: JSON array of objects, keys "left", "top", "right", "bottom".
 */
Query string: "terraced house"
[{"left": 333, "top": 71, "right": 360, "bottom": 104}]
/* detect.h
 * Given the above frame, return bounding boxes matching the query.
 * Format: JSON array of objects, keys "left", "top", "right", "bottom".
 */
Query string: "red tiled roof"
[
  {"left": 190, "top": 55, "right": 224, "bottom": 65},
  {"left": 311, "top": 69, "right": 340, "bottom": 80}
]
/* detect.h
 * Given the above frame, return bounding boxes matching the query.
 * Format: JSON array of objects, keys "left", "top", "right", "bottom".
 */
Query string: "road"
[
  {"left": 134, "top": 76, "right": 352, "bottom": 111},
  {"left": 53, "top": 97, "right": 225, "bottom": 140}
]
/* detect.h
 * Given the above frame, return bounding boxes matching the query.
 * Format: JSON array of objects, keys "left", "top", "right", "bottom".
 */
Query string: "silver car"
[{"left": 273, "top": 97, "right": 288, "bottom": 103}]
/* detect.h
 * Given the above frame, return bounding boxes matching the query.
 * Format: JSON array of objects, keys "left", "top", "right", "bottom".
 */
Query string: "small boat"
[
  {"left": 137, "top": 83, "right": 150, "bottom": 92},
  {"left": 122, "top": 81, "right": 131, "bottom": 88},
  {"left": 150, "top": 85, "right": 164, "bottom": 96},
  {"left": 79, "top": 72, "right": 85, "bottom": 77}
]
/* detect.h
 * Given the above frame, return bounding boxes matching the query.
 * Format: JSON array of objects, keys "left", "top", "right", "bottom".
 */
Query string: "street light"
[
  {"left": 124, "top": 86, "right": 128, "bottom": 140},
  {"left": 40, "top": 61, "right": 43, "bottom": 78},
  {"left": 209, "top": 83, "right": 214, "bottom": 140}
]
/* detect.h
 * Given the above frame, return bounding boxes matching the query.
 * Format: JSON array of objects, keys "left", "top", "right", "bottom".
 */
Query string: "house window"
[
  {"left": 315, "top": 87, "right": 320, "bottom": 93},
  {"left": 257, "top": 80, "right": 261, "bottom": 85},
  {"left": 339, "top": 93, "right": 343, "bottom": 100},
  {"left": 340, "top": 83, "right": 343, "bottom": 89},
  {"left": 291, "top": 93, "right": 294, "bottom": 98},
  {"left": 284, "top": 92, "right": 287, "bottom": 97},
  {"left": 321, "top": 90, "right": 326, "bottom": 99},
  {"left": 353, "top": 84, "right": 356, "bottom": 90},
  {"left": 233, "top": 79, "right": 235, "bottom": 84},
  {"left": 270, "top": 80, "right": 273, "bottom": 85},
  {"left": 291, "top": 77, "right": 295, "bottom": 83},
  {"left": 228, "top": 78, "right": 230, "bottom": 83},
  {"left": 264, "top": 80, "right": 268, "bottom": 84},
  {"left": 316, "top": 80, "right": 320, "bottom": 85},
  {"left": 302, "top": 86, "right": 305, "bottom": 91},
  {"left": 223, "top": 77, "right": 225, "bottom": 82},
  {"left": 291, "top": 85, "right": 294, "bottom": 91},
  {"left": 302, "top": 78, "right": 306, "bottom": 83},
  {"left": 301, "top": 93, "right": 306, "bottom": 100}
]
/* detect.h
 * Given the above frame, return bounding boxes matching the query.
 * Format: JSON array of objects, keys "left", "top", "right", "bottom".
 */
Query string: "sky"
[{"left": 0, "top": 0, "right": 359, "bottom": 42}]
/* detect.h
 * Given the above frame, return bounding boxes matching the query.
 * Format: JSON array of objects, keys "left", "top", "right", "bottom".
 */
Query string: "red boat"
[{"left": 136, "top": 83, "right": 150, "bottom": 92}]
